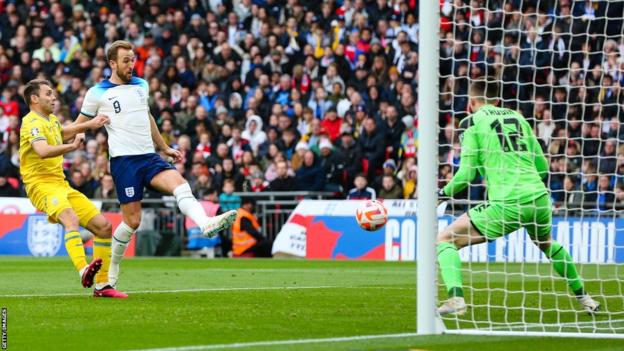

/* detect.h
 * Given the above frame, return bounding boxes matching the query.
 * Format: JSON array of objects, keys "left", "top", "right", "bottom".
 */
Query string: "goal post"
[
  {"left": 417, "top": 0, "right": 624, "bottom": 339},
  {"left": 416, "top": 0, "right": 442, "bottom": 336}
]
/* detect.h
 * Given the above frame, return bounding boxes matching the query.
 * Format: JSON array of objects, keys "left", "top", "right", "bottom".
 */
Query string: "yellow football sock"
[
  {"left": 93, "top": 237, "right": 112, "bottom": 285},
  {"left": 64, "top": 231, "right": 87, "bottom": 272}
]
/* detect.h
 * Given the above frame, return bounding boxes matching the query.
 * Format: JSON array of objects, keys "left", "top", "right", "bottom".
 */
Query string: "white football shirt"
[{"left": 81, "top": 77, "right": 154, "bottom": 157}]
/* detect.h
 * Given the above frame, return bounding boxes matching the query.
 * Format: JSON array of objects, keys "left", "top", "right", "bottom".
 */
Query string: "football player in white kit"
[{"left": 74, "top": 41, "right": 237, "bottom": 292}]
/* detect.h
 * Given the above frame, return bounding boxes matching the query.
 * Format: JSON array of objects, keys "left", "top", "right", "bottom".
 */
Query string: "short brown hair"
[
  {"left": 469, "top": 77, "right": 500, "bottom": 104},
  {"left": 22, "top": 79, "right": 52, "bottom": 106},
  {"left": 107, "top": 40, "right": 134, "bottom": 62}
]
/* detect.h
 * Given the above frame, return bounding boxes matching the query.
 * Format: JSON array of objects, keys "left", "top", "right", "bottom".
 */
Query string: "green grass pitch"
[{"left": 0, "top": 258, "right": 622, "bottom": 351}]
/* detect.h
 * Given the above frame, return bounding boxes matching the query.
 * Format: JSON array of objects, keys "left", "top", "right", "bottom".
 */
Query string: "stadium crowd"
[{"left": 0, "top": 0, "right": 622, "bottom": 212}]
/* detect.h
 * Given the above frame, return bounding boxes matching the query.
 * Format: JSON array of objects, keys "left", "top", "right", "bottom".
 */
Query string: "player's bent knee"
[
  {"left": 125, "top": 217, "right": 141, "bottom": 230},
  {"left": 436, "top": 231, "right": 454, "bottom": 244},
  {"left": 121, "top": 205, "right": 142, "bottom": 230},
  {"left": 438, "top": 226, "right": 474, "bottom": 249},
  {"left": 451, "top": 236, "right": 469, "bottom": 249},
  {"left": 86, "top": 215, "right": 113, "bottom": 238},
  {"left": 94, "top": 221, "right": 113, "bottom": 238},
  {"left": 534, "top": 237, "right": 552, "bottom": 252}
]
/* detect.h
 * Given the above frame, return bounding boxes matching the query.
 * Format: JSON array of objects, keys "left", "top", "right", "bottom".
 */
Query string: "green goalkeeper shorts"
[{"left": 468, "top": 193, "right": 552, "bottom": 240}]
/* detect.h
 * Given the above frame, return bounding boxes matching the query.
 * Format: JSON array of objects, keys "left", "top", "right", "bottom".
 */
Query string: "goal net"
[{"left": 436, "top": 0, "right": 624, "bottom": 337}]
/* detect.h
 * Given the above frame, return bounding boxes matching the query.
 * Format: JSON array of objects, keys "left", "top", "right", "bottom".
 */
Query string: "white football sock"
[
  {"left": 173, "top": 183, "right": 210, "bottom": 229},
  {"left": 79, "top": 266, "right": 87, "bottom": 278},
  {"left": 109, "top": 221, "right": 135, "bottom": 286}
]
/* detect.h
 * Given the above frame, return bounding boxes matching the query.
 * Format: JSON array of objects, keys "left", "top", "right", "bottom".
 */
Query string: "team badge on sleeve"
[
  {"left": 31, "top": 127, "right": 40, "bottom": 137},
  {"left": 136, "top": 88, "right": 146, "bottom": 104}
]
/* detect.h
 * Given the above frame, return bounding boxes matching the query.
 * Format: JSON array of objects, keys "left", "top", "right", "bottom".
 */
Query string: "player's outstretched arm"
[
  {"left": 442, "top": 127, "right": 479, "bottom": 197},
  {"left": 529, "top": 131, "right": 549, "bottom": 179},
  {"left": 442, "top": 156, "right": 477, "bottom": 197},
  {"left": 148, "top": 112, "right": 182, "bottom": 162},
  {"left": 61, "top": 114, "right": 110, "bottom": 142},
  {"left": 31, "top": 134, "right": 84, "bottom": 159}
]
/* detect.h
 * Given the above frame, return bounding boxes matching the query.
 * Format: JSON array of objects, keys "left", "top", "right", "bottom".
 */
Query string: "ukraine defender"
[
  {"left": 74, "top": 40, "right": 237, "bottom": 290},
  {"left": 19, "top": 79, "right": 126, "bottom": 298},
  {"left": 436, "top": 79, "right": 599, "bottom": 315}
]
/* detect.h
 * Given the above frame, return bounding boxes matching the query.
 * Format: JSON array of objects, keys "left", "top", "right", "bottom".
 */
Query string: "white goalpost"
[
  {"left": 417, "top": 0, "right": 442, "bottom": 336},
  {"left": 417, "top": 0, "right": 624, "bottom": 339}
]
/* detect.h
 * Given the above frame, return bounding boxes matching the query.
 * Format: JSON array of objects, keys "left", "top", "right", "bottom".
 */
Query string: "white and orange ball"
[{"left": 355, "top": 200, "right": 388, "bottom": 231}]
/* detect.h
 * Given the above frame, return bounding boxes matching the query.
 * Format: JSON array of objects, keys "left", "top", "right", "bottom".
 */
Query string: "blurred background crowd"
[{"left": 0, "top": 0, "right": 622, "bottom": 212}]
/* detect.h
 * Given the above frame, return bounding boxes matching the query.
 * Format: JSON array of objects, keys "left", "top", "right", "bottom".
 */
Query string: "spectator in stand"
[
  {"left": 291, "top": 140, "right": 309, "bottom": 171},
  {"left": 321, "top": 108, "right": 343, "bottom": 142},
  {"left": 0, "top": 88, "right": 19, "bottom": 117},
  {"left": 262, "top": 147, "right": 281, "bottom": 181},
  {"left": 336, "top": 129, "right": 362, "bottom": 189},
  {"left": 537, "top": 110, "right": 556, "bottom": 147},
  {"left": 267, "top": 160, "right": 297, "bottom": 191},
  {"left": 562, "top": 176, "right": 583, "bottom": 210},
  {"left": 70, "top": 169, "right": 95, "bottom": 199},
  {"left": 597, "top": 175, "right": 616, "bottom": 211},
  {"left": 214, "top": 158, "right": 245, "bottom": 192},
  {"left": 93, "top": 173, "right": 118, "bottom": 211},
  {"left": 227, "top": 125, "right": 252, "bottom": 162},
  {"left": 399, "top": 115, "right": 418, "bottom": 159},
  {"left": 378, "top": 174, "right": 403, "bottom": 200},
  {"left": 402, "top": 165, "right": 418, "bottom": 199},
  {"left": 248, "top": 170, "right": 268, "bottom": 192},
  {"left": 193, "top": 130, "right": 212, "bottom": 159},
  {"left": 347, "top": 173, "right": 376, "bottom": 200},
  {"left": 375, "top": 158, "right": 398, "bottom": 189},
  {"left": 582, "top": 164, "right": 599, "bottom": 208},
  {"left": 582, "top": 123, "right": 601, "bottom": 158},
  {"left": 304, "top": 118, "right": 324, "bottom": 150},
  {"left": 276, "top": 128, "right": 298, "bottom": 160},
  {"left": 238, "top": 150, "right": 256, "bottom": 178},
  {"left": 381, "top": 105, "right": 405, "bottom": 159},
  {"left": 359, "top": 117, "right": 386, "bottom": 181},
  {"left": 598, "top": 139, "right": 618, "bottom": 174},
  {"left": 308, "top": 85, "right": 333, "bottom": 119},
  {"left": 318, "top": 137, "right": 345, "bottom": 192},
  {"left": 192, "top": 170, "right": 215, "bottom": 200},
  {"left": 219, "top": 179, "right": 242, "bottom": 212},
  {"left": 93, "top": 173, "right": 116, "bottom": 201},
  {"left": 295, "top": 150, "right": 324, "bottom": 191},
  {"left": 209, "top": 143, "right": 231, "bottom": 168}
]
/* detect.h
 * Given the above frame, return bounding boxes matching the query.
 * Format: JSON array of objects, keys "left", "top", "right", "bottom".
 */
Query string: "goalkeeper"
[{"left": 436, "top": 78, "right": 600, "bottom": 316}]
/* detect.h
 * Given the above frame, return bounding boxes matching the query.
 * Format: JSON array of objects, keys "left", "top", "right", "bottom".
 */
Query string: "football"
[{"left": 355, "top": 200, "right": 388, "bottom": 231}]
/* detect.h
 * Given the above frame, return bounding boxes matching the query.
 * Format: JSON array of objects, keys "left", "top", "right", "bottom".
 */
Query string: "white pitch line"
[
  {"left": 0, "top": 285, "right": 412, "bottom": 298},
  {"left": 488, "top": 318, "right": 624, "bottom": 330},
  {"left": 163, "top": 268, "right": 415, "bottom": 275},
  {"left": 0, "top": 285, "right": 336, "bottom": 298},
  {"left": 124, "top": 332, "right": 420, "bottom": 351},
  {"left": 0, "top": 267, "right": 416, "bottom": 277}
]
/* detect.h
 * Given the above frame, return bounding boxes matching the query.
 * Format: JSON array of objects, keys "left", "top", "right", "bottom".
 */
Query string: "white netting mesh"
[{"left": 437, "top": 0, "right": 624, "bottom": 335}]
